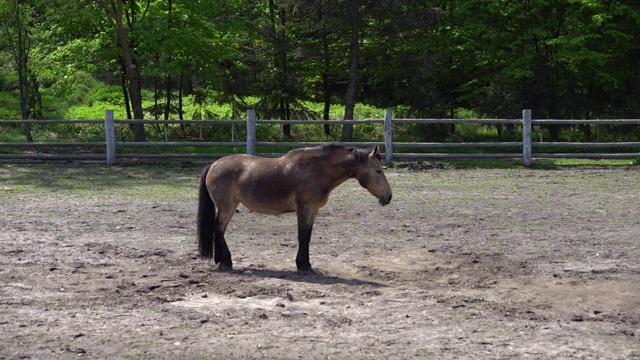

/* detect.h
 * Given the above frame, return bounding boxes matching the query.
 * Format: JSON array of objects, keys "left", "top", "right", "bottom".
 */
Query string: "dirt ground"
[{"left": 0, "top": 162, "right": 639, "bottom": 359}]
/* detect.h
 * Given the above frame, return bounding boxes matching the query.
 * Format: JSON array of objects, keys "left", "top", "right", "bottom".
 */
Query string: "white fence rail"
[{"left": 1, "top": 109, "right": 639, "bottom": 166}]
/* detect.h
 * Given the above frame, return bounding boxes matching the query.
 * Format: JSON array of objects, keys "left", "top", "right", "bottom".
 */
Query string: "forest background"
[{"left": 1, "top": 0, "right": 639, "bottom": 144}]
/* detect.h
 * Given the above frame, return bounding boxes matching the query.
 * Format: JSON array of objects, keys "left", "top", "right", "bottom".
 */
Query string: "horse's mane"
[
  {"left": 293, "top": 144, "right": 378, "bottom": 166},
  {"left": 318, "top": 144, "right": 372, "bottom": 165}
]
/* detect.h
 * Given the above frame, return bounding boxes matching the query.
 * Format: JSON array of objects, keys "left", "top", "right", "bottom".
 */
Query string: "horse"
[{"left": 197, "top": 144, "right": 393, "bottom": 274}]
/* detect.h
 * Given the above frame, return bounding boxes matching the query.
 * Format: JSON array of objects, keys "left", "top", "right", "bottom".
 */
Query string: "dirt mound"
[{"left": 396, "top": 160, "right": 446, "bottom": 171}]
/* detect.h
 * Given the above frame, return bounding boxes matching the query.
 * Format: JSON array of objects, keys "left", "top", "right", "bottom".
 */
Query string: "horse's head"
[{"left": 352, "top": 146, "right": 392, "bottom": 206}]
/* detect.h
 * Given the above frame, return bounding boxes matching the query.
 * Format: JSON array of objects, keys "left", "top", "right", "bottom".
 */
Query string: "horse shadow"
[{"left": 231, "top": 267, "right": 388, "bottom": 288}]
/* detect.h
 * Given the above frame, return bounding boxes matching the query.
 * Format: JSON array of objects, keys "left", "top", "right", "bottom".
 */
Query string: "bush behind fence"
[{"left": 1, "top": 109, "right": 639, "bottom": 166}]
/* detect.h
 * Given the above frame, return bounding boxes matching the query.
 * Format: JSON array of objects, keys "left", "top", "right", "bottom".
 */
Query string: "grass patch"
[
  {"left": 531, "top": 158, "right": 637, "bottom": 169},
  {"left": 392, "top": 158, "right": 637, "bottom": 170},
  {"left": 0, "top": 162, "right": 201, "bottom": 199}
]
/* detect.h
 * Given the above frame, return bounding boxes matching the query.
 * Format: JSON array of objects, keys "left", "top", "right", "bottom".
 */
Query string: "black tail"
[{"left": 197, "top": 164, "right": 215, "bottom": 259}]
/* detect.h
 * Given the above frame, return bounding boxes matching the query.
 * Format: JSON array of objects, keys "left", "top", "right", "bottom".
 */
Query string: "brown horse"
[{"left": 197, "top": 144, "right": 392, "bottom": 274}]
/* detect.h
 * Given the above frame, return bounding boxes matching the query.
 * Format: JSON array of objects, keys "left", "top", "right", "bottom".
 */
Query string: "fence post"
[
  {"left": 384, "top": 109, "right": 394, "bottom": 167},
  {"left": 246, "top": 109, "right": 256, "bottom": 155},
  {"left": 105, "top": 110, "right": 116, "bottom": 165},
  {"left": 522, "top": 109, "right": 532, "bottom": 167}
]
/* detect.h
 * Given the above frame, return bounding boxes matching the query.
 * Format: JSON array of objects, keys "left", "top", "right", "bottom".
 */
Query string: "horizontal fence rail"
[{"left": 1, "top": 109, "right": 639, "bottom": 166}]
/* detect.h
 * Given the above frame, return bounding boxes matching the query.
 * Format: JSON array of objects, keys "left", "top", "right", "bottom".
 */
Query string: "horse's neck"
[{"left": 320, "top": 156, "right": 359, "bottom": 191}]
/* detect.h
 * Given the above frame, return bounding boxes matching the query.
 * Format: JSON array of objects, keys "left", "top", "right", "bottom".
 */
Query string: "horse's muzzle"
[{"left": 379, "top": 192, "right": 392, "bottom": 206}]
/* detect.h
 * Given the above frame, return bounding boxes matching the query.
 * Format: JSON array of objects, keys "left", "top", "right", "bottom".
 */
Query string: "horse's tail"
[{"left": 197, "top": 164, "right": 215, "bottom": 259}]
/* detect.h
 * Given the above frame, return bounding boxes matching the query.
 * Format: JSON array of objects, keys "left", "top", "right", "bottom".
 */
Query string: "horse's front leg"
[{"left": 295, "top": 207, "right": 318, "bottom": 275}]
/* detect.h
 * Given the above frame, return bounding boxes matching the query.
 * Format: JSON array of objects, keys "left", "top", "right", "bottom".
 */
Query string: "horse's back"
[{"left": 207, "top": 154, "right": 299, "bottom": 214}]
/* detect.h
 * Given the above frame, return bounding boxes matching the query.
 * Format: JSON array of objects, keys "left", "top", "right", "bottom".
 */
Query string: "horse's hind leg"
[
  {"left": 213, "top": 202, "right": 238, "bottom": 270},
  {"left": 214, "top": 231, "right": 232, "bottom": 270}
]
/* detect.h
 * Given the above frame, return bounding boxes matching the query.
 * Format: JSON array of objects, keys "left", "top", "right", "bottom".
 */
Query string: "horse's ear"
[{"left": 369, "top": 145, "right": 380, "bottom": 159}]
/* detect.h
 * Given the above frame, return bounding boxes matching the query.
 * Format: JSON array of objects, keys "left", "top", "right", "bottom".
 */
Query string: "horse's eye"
[{"left": 376, "top": 170, "right": 382, "bottom": 174}]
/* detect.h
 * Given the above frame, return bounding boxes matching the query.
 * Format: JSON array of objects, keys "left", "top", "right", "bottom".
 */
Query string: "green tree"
[
  {"left": 443, "top": 0, "right": 640, "bottom": 140},
  {"left": 92, "top": 0, "right": 147, "bottom": 141},
  {"left": 285, "top": 0, "right": 351, "bottom": 136},
  {"left": 337, "top": 0, "right": 363, "bottom": 141},
  {"left": 359, "top": 1, "right": 450, "bottom": 139},
  {"left": 140, "top": 0, "right": 240, "bottom": 122},
  {"left": 237, "top": 0, "right": 316, "bottom": 138},
  {"left": 34, "top": 0, "right": 241, "bottom": 139},
  {"left": 0, "top": 0, "right": 42, "bottom": 141}
]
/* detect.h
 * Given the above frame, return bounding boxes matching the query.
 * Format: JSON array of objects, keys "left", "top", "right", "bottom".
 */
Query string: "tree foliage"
[
  {"left": 0, "top": 0, "right": 45, "bottom": 140},
  {"left": 1, "top": 0, "right": 639, "bottom": 141}
]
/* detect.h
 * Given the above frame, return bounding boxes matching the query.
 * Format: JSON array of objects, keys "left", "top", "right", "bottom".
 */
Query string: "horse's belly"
[
  {"left": 235, "top": 170, "right": 299, "bottom": 215},
  {"left": 239, "top": 195, "right": 297, "bottom": 215}
]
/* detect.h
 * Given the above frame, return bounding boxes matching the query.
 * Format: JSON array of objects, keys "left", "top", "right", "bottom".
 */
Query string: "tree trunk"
[
  {"left": 97, "top": 0, "right": 146, "bottom": 141},
  {"left": 268, "top": 0, "right": 292, "bottom": 138},
  {"left": 282, "top": 99, "right": 291, "bottom": 138},
  {"left": 121, "top": 70, "right": 132, "bottom": 120},
  {"left": 178, "top": 74, "right": 185, "bottom": 133},
  {"left": 17, "top": 64, "right": 33, "bottom": 142},
  {"left": 341, "top": 0, "right": 360, "bottom": 142},
  {"left": 316, "top": 6, "right": 332, "bottom": 137},
  {"left": 164, "top": 0, "right": 173, "bottom": 123},
  {"left": 178, "top": 74, "right": 184, "bottom": 120},
  {"left": 321, "top": 11, "right": 332, "bottom": 137},
  {"left": 323, "top": 86, "right": 331, "bottom": 136},
  {"left": 153, "top": 76, "right": 159, "bottom": 120},
  {"left": 164, "top": 75, "right": 171, "bottom": 121},
  {"left": 9, "top": 0, "right": 33, "bottom": 141},
  {"left": 152, "top": 77, "right": 162, "bottom": 133},
  {"left": 27, "top": 73, "right": 43, "bottom": 120},
  {"left": 548, "top": 125, "right": 560, "bottom": 141}
]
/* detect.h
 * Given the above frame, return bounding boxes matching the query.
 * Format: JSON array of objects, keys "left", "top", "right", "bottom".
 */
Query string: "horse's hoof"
[
  {"left": 297, "top": 268, "right": 316, "bottom": 275},
  {"left": 219, "top": 263, "right": 233, "bottom": 271}
]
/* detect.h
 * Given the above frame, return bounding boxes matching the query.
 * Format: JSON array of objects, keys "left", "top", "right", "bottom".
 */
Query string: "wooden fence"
[{"left": 1, "top": 109, "right": 639, "bottom": 166}]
